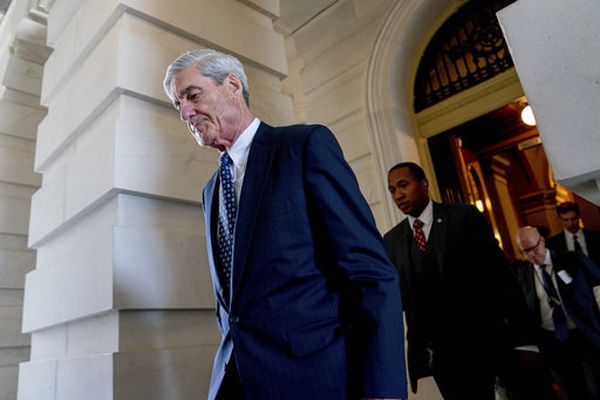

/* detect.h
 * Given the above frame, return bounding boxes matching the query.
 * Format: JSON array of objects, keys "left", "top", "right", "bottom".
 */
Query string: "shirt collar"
[
  {"left": 564, "top": 229, "right": 582, "bottom": 239},
  {"left": 224, "top": 117, "right": 260, "bottom": 169},
  {"left": 533, "top": 249, "right": 553, "bottom": 271},
  {"left": 408, "top": 199, "right": 433, "bottom": 228}
]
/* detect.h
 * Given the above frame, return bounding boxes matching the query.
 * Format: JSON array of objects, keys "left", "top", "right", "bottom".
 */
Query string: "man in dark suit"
[
  {"left": 547, "top": 201, "right": 600, "bottom": 266},
  {"left": 163, "top": 49, "right": 407, "bottom": 400},
  {"left": 383, "top": 162, "right": 528, "bottom": 400},
  {"left": 515, "top": 226, "right": 600, "bottom": 400}
]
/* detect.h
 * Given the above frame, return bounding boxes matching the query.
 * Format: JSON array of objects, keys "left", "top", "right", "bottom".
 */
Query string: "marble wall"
[{"left": 0, "top": 0, "right": 49, "bottom": 398}]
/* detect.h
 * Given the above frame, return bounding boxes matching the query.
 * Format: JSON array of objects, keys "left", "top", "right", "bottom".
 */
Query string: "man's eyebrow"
[{"left": 175, "top": 85, "right": 201, "bottom": 99}]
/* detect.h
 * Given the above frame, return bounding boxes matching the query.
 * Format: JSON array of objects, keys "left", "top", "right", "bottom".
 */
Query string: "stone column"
[
  {"left": 19, "top": 0, "right": 291, "bottom": 398},
  {"left": 498, "top": 0, "right": 600, "bottom": 206},
  {"left": 0, "top": 0, "right": 50, "bottom": 398}
]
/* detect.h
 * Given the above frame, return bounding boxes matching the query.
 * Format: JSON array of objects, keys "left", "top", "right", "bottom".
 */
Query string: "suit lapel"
[
  {"left": 429, "top": 202, "right": 448, "bottom": 277},
  {"left": 204, "top": 173, "right": 228, "bottom": 310},
  {"left": 231, "top": 123, "right": 277, "bottom": 303}
]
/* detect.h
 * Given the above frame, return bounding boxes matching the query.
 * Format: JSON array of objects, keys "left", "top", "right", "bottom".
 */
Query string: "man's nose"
[{"left": 179, "top": 101, "right": 195, "bottom": 121}]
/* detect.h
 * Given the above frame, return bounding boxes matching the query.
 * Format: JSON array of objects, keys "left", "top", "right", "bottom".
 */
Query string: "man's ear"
[{"left": 225, "top": 73, "right": 243, "bottom": 98}]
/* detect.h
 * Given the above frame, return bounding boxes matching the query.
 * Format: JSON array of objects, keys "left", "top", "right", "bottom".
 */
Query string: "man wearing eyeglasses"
[
  {"left": 547, "top": 201, "right": 600, "bottom": 267},
  {"left": 515, "top": 226, "right": 600, "bottom": 400}
]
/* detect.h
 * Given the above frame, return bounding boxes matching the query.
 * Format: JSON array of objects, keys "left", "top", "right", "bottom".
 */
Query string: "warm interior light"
[
  {"left": 475, "top": 199, "right": 485, "bottom": 212},
  {"left": 475, "top": 200, "right": 485, "bottom": 212},
  {"left": 494, "top": 232, "right": 504, "bottom": 249},
  {"left": 521, "top": 105, "right": 536, "bottom": 126}
]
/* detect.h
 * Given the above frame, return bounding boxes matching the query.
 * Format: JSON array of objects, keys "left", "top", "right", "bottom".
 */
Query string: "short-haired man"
[
  {"left": 515, "top": 226, "right": 600, "bottom": 400},
  {"left": 547, "top": 201, "right": 600, "bottom": 266},
  {"left": 383, "top": 162, "right": 528, "bottom": 400},
  {"left": 164, "top": 49, "right": 407, "bottom": 400}
]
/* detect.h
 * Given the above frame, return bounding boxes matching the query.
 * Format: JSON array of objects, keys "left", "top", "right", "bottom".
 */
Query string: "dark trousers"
[
  {"left": 540, "top": 329, "right": 600, "bottom": 400},
  {"left": 216, "top": 355, "right": 244, "bottom": 400},
  {"left": 431, "top": 346, "right": 495, "bottom": 400}
]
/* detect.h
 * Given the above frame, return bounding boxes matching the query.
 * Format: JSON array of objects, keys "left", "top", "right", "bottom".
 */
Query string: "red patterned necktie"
[{"left": 413, "top": 219, "right": 427, "bottom": 252}]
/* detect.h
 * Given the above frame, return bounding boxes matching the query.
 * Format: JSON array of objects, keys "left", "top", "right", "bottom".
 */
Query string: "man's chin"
[
  {"left": 191, "top": 131, "right": 210, "bottom": 147},
  {"left": 398, "top": 205, "right": 411, "bottom": 215},
  {"left": 531, "top": 257, "right": 544, "bottom": 265}
]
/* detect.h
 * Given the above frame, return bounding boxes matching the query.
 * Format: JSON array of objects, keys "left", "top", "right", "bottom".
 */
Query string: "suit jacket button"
[{"left": 230, "top": 316, "right": 239, "bottom": 324}]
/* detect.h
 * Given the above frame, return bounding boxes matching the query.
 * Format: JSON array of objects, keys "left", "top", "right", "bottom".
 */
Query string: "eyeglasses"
[{"left": 520, "top": 237, "right": 542, "bottom": 255}]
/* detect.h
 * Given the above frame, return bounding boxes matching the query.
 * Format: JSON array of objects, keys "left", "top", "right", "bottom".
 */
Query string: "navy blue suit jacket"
[{"left": 202, "top": 122, "right": 407, "bottom": 400}]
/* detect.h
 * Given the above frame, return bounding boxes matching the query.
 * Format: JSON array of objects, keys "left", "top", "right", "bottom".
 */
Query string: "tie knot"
[
  {"left": 413, "top": 219, "right": 424, "bottom": 229},
  {"left": 539, "top": 264, "right": 547, "bottom": 271},
  {"left": 219, "top": 152, "right": 232, "bottom": 168}
]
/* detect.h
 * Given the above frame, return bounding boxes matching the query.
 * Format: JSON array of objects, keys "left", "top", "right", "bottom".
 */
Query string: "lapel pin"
[{"left": 436, "top": 218, "right": 442, "bottom": 223}]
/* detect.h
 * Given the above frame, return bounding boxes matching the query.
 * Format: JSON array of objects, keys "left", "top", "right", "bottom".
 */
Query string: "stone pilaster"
[
  {"left": 0, "top": 0, "right": 50, "bottom": 398},
  {"left": 19, "top": 0, "right": 291, "bottom": 398}
]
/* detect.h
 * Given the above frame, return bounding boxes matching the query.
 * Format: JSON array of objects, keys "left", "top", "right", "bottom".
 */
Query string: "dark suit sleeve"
[{"left": 303, "top": 126, "right": 407, "bottom": 399}]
